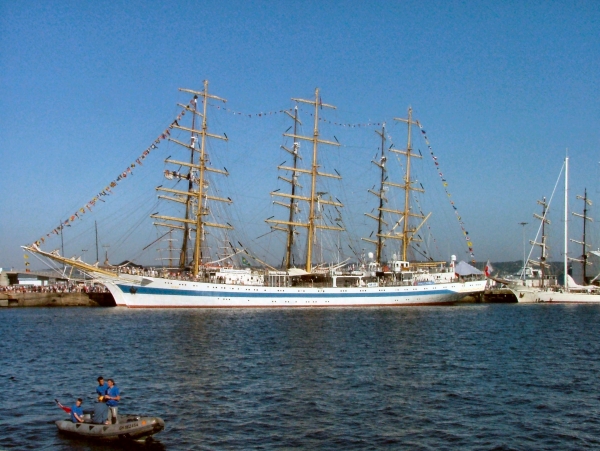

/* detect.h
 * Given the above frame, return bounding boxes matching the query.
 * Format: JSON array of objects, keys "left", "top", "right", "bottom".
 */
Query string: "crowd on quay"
[{"left": 0, "top": 283, "right": 109, "bottom": 294}]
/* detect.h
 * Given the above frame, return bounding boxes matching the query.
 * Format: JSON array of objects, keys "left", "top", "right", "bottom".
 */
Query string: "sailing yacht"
[
  {"left": 23, "top": 83, "right": 487, "bottom": 308},
  {"left": 509, "top": 157, "right": 600, "bottom": 303}
]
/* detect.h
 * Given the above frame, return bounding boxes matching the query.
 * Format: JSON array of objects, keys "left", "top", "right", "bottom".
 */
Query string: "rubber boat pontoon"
[{"left": 56, "top": 413, "right": 165, "bottom": 442}]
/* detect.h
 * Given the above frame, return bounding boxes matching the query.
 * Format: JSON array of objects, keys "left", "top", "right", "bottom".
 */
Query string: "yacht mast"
[
  {"left": 571, "top": 188, "right": 593, "bottom": 283},
  {"left": 530, "top": 198, "right": 550, "bottom": 287},
  {"left": 564, "top": 157, "right": 569, "bottom": 290},
  {"left": 266, "top": 89, "right": 342, "bottom": 272}
]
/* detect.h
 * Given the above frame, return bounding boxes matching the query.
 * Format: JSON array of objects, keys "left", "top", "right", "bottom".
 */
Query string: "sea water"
[{"left": 1, "top": 304, "right": 600, "bottom": 450}]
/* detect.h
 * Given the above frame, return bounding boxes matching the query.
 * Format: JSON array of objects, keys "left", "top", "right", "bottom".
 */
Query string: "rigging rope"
[
  {"left": 416, "top": 123, "right": 477, "bottom": 262},
  {"left": 31, "top": 101, "right": 194, "bottom": 248}
]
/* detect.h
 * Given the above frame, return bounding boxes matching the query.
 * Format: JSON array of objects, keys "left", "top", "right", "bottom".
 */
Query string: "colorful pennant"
[
  {"left": 417, "top": 122, "right": 476, "bottom": 263},
  {"left": 33, "top": 101, "right": 194, "bottom": 247}
]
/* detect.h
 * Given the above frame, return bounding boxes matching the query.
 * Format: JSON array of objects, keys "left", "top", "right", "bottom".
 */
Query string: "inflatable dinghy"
[{"left": 56, "top": 414, "right": 164, "bottom": 442}]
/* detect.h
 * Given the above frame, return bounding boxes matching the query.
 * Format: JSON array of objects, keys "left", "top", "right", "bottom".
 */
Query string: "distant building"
[
  {"left": 0, "top": 268, "right": 9, "bottom": 287},
  {"left": 0, "top": 269, "right": 69, "bottom": 287}
]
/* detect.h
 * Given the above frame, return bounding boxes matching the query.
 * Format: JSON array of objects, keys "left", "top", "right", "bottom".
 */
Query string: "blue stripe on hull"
[
  {"left": 116, "top": 284, "right": 455, "bottom": 299},
  {"left": 126, "top": 302, "right": 456, "bottom": 308}
]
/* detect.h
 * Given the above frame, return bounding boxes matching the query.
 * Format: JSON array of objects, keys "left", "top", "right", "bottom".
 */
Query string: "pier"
[
  {"left": 0, "top": 269, "right": 116, "bottom": 307},
  {"left": 0, "top": 290, "right": 115, "bottom": 307}
]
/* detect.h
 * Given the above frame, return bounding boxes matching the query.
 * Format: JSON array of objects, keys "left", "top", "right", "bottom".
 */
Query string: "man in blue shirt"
[
  {"left": 70, "top": 398, "right": 84, "bottom": 423},
  {"left": 105, "top": 379, "right": 121, "bottom": 424},
  {"left": 92, "top": 397, "right": 109, "bottom": 424},
  {"left": 96, "top": 376, "right": 108, "bottom": 399}
]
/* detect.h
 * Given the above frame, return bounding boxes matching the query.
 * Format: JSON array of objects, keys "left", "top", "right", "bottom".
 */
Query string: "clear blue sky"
[{"left": 1, "top": 1, "right": 599, "bottom": 271}]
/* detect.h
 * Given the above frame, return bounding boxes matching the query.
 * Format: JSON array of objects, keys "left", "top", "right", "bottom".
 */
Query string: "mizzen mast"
[
  {"left": 151, "top": 81, "right": 232, "bottom": 277},
  {"left": 570, "top": 188, "right": 593, "bottom": 283},
  {"left": 266, "top": 89, "right": 342, "bottom": 272}
]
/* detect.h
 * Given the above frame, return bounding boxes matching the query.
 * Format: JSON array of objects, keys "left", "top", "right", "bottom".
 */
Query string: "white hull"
[
  {"left": 103, "top": 276, "right": 486, "bottom": 308},
  {"left": 102, "top": 276, "right": 143, "bottom": 307},
  {"left": 510, "top": 286, "right": 600, "bottom": 304}
]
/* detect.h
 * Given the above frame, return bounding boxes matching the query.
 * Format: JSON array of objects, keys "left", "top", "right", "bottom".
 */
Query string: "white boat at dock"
[{"left": 510, "top": 157, "right": 600, "bottom": 303}]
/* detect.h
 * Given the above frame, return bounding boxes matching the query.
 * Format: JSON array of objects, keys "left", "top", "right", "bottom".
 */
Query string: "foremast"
[
  {"left": 151, "top": 81, "right": 233, "bottom": 277},
  {"left": 266, "top": 88, "right": 342, "bottom": 272},
  {"left": 529, "top": 197, "right": 551, "bottom": 286}
]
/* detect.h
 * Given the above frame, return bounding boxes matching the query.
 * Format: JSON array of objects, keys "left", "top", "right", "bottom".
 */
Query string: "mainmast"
[
  {"left": 564, "top": 157, "right": 569, "bottom": 290},
  {"left": 393, "top": 107, "right": 427, "bottom": 261},
  {"left": 151, "top": 81, "right": 233, "bottom": 277},
  {"left": 570, "top": 188, "right": 593, "bottom": 283},
  {"left": 266, "top": 88, "right": 342, "bottom": 272}
]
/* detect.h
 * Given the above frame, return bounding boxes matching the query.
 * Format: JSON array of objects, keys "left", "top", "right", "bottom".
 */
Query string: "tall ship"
[
  {"left": 24, "top": 82, "right": 486, "bottom": 308},
  {"left": 509, "top": 157, "right": 600, "bottom": 303}
]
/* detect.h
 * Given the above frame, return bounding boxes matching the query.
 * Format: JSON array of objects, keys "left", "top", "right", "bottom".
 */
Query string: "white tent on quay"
[{"left": 454, "top": 261, "right": 483, "bottom": 276}]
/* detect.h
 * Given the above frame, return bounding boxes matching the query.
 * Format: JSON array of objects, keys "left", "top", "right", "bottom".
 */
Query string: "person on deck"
[
  {"left": 70, "top": 398, "right": 84, "bottom": 423},
  {"left": 105, "top": 379, "right": 120, "bottom": 424},
  {"left": 96, "top": 376, "right": 108, "bottom": 398},
  {"left": 92, "top": 396, "right": 109, "bottom": 424}
]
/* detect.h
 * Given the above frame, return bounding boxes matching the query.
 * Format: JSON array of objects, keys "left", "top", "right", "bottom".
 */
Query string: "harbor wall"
[
  {"left": 0, "top": 291, "right": 115, "bottom": 307},
  {"left": 460, "top": 289, "right": 516, "bottom": 303}
]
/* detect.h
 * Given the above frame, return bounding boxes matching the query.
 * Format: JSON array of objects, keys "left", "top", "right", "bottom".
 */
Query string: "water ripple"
[{"left": 2, "top": 305, "right": 600, "bottom": 449}]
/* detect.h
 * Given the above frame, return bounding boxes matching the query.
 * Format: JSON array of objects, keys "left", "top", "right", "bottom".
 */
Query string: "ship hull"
[
  {"left": 510, "top": 286, "right": 600, "bottom": 304},
  {"left": 104, "top": 277, "right": 486, "bottom": 308}
]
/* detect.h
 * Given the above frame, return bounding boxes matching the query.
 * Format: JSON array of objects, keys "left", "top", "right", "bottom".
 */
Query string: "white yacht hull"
[
  {"left": 510, "top": 286, "right": 600, "bottom": 303},
  {"left": 104, "top": 277, "right": 487, "bottom": 308}
]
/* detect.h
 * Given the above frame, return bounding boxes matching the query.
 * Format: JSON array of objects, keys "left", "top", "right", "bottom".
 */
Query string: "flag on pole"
[
  {"left": 55, "top": 399, "right": 71, "bottom": 413},
  {"left": 484, "top": 260, "right": 494, "bottom": 277}
]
